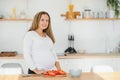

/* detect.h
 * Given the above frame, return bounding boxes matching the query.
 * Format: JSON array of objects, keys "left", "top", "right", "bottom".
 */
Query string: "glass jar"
[{"left": 84, "top": 9, "right": 92, "bottom": 18}]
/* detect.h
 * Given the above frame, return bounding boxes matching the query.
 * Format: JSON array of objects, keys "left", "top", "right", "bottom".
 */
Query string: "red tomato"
[
  {"left": 52, "top": 70, "right": 59, "bottom": 75},
  {"left": 43, "top": 70, "right": 66, "bottom": 76},
  {"left": 57, "top": 70, "right": 66, "bottom": 75},
  {"left": 47, "top": 71, "right": 56, "bottom": 76}
]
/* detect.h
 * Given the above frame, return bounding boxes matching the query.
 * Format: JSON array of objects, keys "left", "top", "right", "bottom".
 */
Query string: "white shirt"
[{"left": 23, "top": 31, "right": 58, "bottom": 70}]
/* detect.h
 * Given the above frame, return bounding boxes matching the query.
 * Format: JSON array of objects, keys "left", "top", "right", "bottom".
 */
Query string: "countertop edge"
[{"left": 0, "top": 54, "right": 120, "bottom": 59}]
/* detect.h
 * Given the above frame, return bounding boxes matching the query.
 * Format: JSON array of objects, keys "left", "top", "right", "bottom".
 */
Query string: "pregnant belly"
[{"left": 33, "top": 52, "right": 55, "bottom": 70}]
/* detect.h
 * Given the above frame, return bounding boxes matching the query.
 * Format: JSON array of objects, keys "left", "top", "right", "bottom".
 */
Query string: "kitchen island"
[{"left": 0, "top": 72, "right": 120, "bottom": 80}]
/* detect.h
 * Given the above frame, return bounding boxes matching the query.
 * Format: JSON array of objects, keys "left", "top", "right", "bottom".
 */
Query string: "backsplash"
[{"left": 0, "top": 0, "right": 120, "bottom": 54}]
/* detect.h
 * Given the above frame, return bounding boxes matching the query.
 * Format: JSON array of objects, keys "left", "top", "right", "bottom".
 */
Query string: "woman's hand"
[{"left": 33, "top": 68, "right": 45, "bottom": 74}]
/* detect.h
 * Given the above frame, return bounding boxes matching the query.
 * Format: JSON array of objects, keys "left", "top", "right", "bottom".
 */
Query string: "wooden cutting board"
[{"left": 22, "top": 74, "right": 67, "bottom": 77}]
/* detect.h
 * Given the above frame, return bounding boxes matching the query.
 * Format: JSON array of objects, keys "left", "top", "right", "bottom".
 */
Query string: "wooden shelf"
[
  {"left": 65, "top": 18, "right": 120, "bottom": 21},
  {"left": 0, "top": 18, "right": 32, "bottom": 21}
]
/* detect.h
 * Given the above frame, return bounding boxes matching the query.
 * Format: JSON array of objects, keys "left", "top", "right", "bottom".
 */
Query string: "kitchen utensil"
[{"left": 0, "top": 51, "right": 17, "bottom": 57}]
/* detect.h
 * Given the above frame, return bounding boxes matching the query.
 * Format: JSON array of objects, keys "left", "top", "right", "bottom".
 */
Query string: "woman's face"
[{"left": 38, "top": 14, "right": 49, "bottom": 30}]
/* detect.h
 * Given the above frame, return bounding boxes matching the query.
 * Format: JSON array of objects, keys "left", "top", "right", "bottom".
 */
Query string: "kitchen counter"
[
  {"left": 0, "top": 53, "right": 120, "bottom": 59},
  {"left": 0, "top": 72, "right": 120, "bottom": 80},
  {"left": 58, "top": 53, "right": 120, "bottom": 59},
  {"left": 0, "top": 54, "right": 23, "bottom": 59}
]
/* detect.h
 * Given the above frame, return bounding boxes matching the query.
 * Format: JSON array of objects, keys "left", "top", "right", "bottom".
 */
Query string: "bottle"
[
  {"left": 68, "top": 4, "right": 74, "bottom": 19},
  {"left": 12, "top": 8, "right": 16, "bottom": 19}
]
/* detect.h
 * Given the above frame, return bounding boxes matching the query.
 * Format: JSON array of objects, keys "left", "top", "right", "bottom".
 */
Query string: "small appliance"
[{"left": 64, "top": 34, "right": 77, "bottom": 54}]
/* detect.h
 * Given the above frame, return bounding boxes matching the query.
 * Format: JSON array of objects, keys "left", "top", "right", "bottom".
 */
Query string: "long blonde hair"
[{"left": 29, "top": 11, "right": 55, "bottom": 43}]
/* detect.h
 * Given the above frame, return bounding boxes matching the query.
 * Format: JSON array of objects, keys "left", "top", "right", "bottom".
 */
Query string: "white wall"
[{"left": 0, "top": 0, "right": 120, "bottom": 54}]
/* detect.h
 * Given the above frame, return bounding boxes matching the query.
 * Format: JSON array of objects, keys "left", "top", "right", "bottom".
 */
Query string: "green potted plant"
[{"left": 107, "top": 0, "right": 120, "bottom": 18}]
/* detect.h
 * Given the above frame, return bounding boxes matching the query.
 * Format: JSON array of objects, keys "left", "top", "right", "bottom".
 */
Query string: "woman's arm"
[
  {"left": 52, "top": 45, "right": 62, "bottom": 70},
  {"left": 23, "top": 32, "right": 36, "bottom": 70},
  {"left": 55, "top": 61, "right": 61, "bottom": 70}
]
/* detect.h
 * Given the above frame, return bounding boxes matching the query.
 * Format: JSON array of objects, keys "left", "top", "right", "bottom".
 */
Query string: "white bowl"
[{"left": 69, "top": 69, "right": 82, "bottom": 78}]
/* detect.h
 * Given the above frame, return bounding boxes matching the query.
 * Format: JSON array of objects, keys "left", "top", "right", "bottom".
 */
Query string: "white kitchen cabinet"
[
  {"left": 0, "top": 59, "right": 28, "bottom": 74},
  {"left": 59, "top": 58, "right": 120, "bottom": 73},
  {"left": 0, "top": 56, "right": 120, "bottom": 74},
  {"left": 59, "top": 59, "right": 85, "bottom": 72}
]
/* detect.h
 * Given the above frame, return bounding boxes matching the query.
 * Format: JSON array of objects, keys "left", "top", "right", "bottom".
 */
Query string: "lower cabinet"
[
  {"left": 59, "top": 58, "right": 120, "bottom": 73},
  {"left": 0, "top": 58, "right": 120, "bottom": 74},
  {"left": 0, "top": 59, "right": 28, "bottom": 74}
]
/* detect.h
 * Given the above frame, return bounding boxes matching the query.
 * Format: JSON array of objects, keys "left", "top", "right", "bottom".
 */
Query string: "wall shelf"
[
  {"left": 1, "top": 18, "right": 120, "bottom": 21},
  {"left": 65, "top": 18, "right": 120, "bottom": 21},
  {"left": 0, "top": 18, "right": 32, "bottom": 21}
]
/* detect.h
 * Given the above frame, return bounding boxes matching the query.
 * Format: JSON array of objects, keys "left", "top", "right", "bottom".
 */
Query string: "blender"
[{"left": 64, "top": 34, "right": 77, "bottom": 54}]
